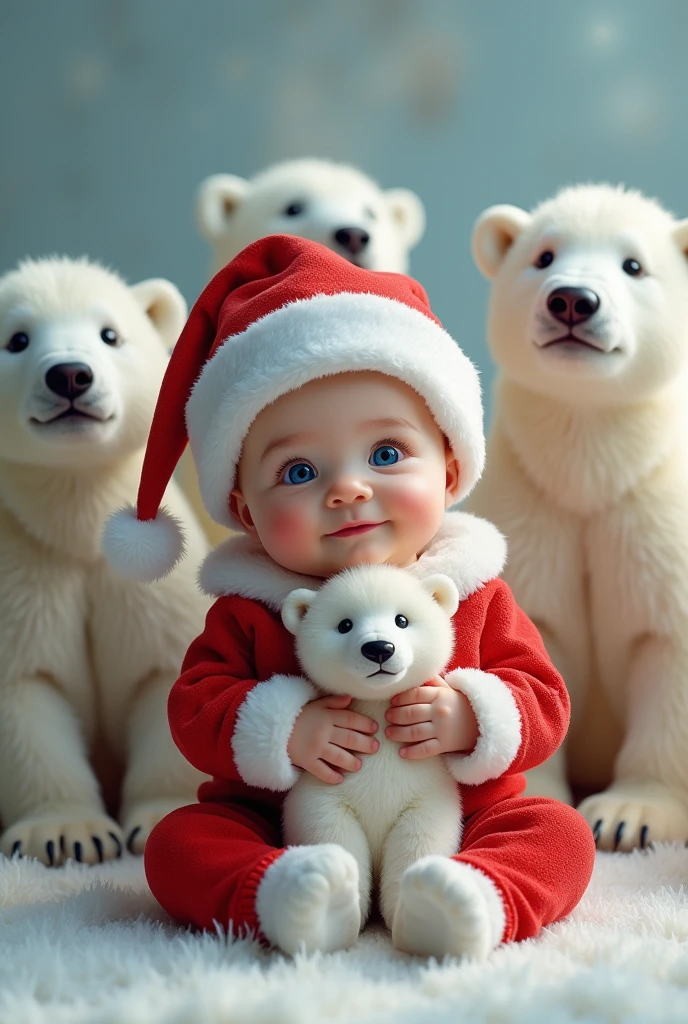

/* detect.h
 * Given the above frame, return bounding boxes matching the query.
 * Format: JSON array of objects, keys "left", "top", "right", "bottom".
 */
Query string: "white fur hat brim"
[{"left": 186, "top": 291, "right": 484, "bottom": 528}]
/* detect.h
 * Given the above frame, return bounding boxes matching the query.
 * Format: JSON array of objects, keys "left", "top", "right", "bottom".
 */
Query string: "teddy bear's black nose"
[{"left": 361, "top": 640, "right": 395, "bottom": 663}]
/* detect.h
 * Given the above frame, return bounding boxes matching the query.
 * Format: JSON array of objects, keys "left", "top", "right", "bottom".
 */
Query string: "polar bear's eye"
[
  {"left": 395, "top": 614, "right": 408, "bottom": 628},
  {"left": 337, "top": 619, "right": 353, "bottom": 634},
  {"left": 364, "top": 207, "right": 377, "bottom": 221},
  {"left": 100, "top": 327, "right": 120, "bottom": 347},
  {"left": 284, "top": 201, "right": 305, "bottom": 217},
  {"left": 534, "top": 250, "right": 554, "bottom": 269},
  {"left": 6, "top": 332, "right": 29, "bottom": 353},
  {"left": 622, "top": 258, "right": 644, "bottom": 277}
]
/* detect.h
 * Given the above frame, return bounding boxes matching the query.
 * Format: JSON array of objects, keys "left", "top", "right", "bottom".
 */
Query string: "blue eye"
[
  {"left": 283, "top": 462, "right": 317, "bottom": 485},
  {"left": 370, "top": 445, "right": 401, "bottom": 467}
]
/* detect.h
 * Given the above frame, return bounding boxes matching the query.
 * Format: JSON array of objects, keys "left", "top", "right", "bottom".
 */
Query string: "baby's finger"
[
  {"left": 331, "top": 726, "right": 380, "bottom": 755},
  {"left": 385, "top": 703, "right": 432, "bottom": 725},
  {"left": 324, "top": 744, "right": 362, "bottom": 773},
  {"left": 385, "top": 721, "right": 435, "bottom": 744},
  {"left": 390, "top": 686, "right": 437, "bottom": 707},
  {"left": 309, "top": 759, "right": 345, "bottom": 785},
  {"left": 400, "top": 737, "right": 442, "bottom": 760},
  {"left": 332, "top": 709, "right": 378, "bottom": 734}
]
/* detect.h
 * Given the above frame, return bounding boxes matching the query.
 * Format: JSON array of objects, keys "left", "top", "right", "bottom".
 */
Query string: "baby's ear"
[
  {"left": 282, "top": 588, "right": 318, "bottom": 634},
  {"left": 421, "top": 574, "right": 459, "bottom": 617}
]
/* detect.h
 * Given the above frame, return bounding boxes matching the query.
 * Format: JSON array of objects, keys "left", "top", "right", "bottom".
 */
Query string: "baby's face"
[{"left": 231, "top": 371, "right": 459, "bottom": 578}]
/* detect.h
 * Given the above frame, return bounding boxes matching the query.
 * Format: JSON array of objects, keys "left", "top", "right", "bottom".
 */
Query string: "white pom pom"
[{"left": 102, "top": 504, "right": 186, "bottom": 582}]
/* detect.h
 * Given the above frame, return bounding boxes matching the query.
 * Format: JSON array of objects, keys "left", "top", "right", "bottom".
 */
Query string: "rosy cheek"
[
  {"left": 262, "top": 498, "right": 313, "bottom": 551},
  {"left": 386, "top": 476, "right": 444, "bottom": 527}
]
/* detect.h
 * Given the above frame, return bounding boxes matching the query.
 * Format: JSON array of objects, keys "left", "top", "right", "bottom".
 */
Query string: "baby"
[{"left": 104, "top": 235, "right": 595, "bottom": 960}]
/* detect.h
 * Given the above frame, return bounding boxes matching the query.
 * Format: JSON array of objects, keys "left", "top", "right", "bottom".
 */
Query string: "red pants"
[{"left": 144, "top": 796, "right": 595, "bottom": 943}]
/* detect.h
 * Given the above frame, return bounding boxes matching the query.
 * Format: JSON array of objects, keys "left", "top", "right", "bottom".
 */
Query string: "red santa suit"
[
  {"left": 144, "top": 511, "right": 595, "bottom": 945},
  {"left": 101, "top": 234, "right": 595, "bottom": 954}
]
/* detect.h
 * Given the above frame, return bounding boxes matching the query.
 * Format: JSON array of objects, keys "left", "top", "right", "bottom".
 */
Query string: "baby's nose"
[{"left": 361, "top": 640, "right": 395, "bottom": 663}]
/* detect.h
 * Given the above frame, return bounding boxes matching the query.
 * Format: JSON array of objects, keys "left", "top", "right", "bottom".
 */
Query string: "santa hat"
[{"left": 102, "top": 234, "right": 485, "bottom": 582}]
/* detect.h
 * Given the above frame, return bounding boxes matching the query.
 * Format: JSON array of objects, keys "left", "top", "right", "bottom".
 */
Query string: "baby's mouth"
[{"left": 326, "top": 521, "right": 385, "bottom": 538}]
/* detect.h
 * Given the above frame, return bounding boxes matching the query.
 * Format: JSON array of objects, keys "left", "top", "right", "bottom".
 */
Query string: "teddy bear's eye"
[
  {"left": 337, "top": 619, "right": 353, "bottom": 634},
  {"left": 395, "top": 614, "right": 408, "bottom": 628},
  {"left": 622, "top": 258, "right": 644, "bottom": 277},
  {"left": 100, "top": 327, "right": 120, "bottom": 347},
  {"left": 534, "top": 250, "right": 554, "bottom": 269},
  {"left": 6, "top": 331, "right": 29, "bottom": 353},
  {"left": 284, "top": 201, "right": 305, "bottom": 217}
]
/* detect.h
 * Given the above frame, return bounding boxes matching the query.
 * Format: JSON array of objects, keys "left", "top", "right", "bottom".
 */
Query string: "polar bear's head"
[
  {"left": 472, "top": 184, "right": 688, "bottom": 403},
  {"left": 282, "top": 564, "right": 458, "bottom": 701},
  {"left": 196, "top": 158, "right": 425, "bottom": 275},
  {"left": 0, "top": 258, "right": 186, "bottom": 469}
]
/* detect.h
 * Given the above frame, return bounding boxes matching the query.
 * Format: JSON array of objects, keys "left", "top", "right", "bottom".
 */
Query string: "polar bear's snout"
[
  {"left": 45, "top": 362, "right": 94, "bottom": 399},
  {"left": 361, "top": 639, "right": 394, "bottom": 665},
  {"left": 546, "top": 286, "right": 600, "bottom": 327}
]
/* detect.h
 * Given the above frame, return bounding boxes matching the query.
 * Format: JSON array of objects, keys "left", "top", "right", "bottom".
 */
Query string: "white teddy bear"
[
  {"left": 195, "top": 158, "right": 426, "bottom": 277},
  {"left": 0, "top": 257, "right": 210, "bottom": 865},
  {"left": 281, "top": 563, "right": 462, "bottom": 936}
]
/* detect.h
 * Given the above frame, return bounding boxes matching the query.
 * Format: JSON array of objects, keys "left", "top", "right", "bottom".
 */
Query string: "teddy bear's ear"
[
  {"left": 672, "top": 218, "right": 688, "bottom": 260},
  {"left": 472, "top": 204, "right": 532, "bottom": 280},
  {"left": 130, "top": 279, "right": 188, "bottom": 349},
  {"left": 282, "top": 588, "right": 318, "bottom": 634},
  {"left": 195, "top": 174, "right": 250, "bottom": 241},
  {"left": 421, "top": 574, "right": 459, "bottom": 617},
  {"left": 384, "top": 188, "right": 426, "bottom": 249}
]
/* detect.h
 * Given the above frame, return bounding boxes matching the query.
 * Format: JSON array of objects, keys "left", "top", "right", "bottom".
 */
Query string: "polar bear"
[
  {"left": 466, "top": 183, "right": 688, "bottom": 852},
  {"left": 0, "top": 257, "right": 210, "bottom": 866},
  {"left": 281, "top": 564, "right": 462, "bottom": 935},
  {"left": 195, "top": 158, "right": 426, "bottom": 277}
]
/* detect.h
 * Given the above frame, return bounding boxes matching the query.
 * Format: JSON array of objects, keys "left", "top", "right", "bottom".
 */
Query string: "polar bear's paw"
[
  {"left": 256, "top": 844, "right": 361, "bottom": 955},
  {"left": 579, "top": 782, "right": 688, "bottom": 852},
  {"left": 1, "top": 807, "right": 124, "bottom": 866},
  {"left": 121, "top": 797, "right": 192, "bottom": 855},
  {"left": 392, "top": 856, "right": 505, "bottom": 961}
]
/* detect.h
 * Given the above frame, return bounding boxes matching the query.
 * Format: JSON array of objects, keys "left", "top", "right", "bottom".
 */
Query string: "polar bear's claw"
[
  {"left": 1, "top": 808, "right": 124, "bottom": 867},
  {"left": 579, "top": 784, "right": 688, "bottom": 852}
]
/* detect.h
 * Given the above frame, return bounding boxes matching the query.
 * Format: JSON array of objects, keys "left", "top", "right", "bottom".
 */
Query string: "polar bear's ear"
[
  {"left": 385, "top": 188, "right": 426, "bottom": 249},
  {"left": 421, "top": 574, "right": 459, "bottom": 617},
  {"left": 195, "top": 174, "right": 250, "bottom": 241},
  {"left": 130, "top": 279, "right": 188, "bottom": 349},
  {"left": 282, "top": 588, "right": 318, "bottom": 634},
  {"left": 472, "top": 204, "right": 532, "bottom": 280},
  {"left": 672, "top": 218, "right": 688, "bottom": 260}
]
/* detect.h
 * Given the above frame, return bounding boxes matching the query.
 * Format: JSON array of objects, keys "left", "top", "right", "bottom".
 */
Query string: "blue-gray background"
[{"left": 2, "top": 0, "right": 686, "bottom": 417}]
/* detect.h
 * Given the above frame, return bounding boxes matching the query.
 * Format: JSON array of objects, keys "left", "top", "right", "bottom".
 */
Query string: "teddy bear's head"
[{"left": 282, "top": 564, "right": 458, "bottom": 700}]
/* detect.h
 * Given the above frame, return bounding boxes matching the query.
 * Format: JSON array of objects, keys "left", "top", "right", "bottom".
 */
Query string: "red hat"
[{"left": 102, "top": 234, "right": 484, "bottom": 582}]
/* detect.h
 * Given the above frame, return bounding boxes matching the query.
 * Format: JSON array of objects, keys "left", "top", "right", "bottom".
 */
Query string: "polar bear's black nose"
[
  {"left": 361, "top": 640, "right": 395, "bottom": 663},
  {"left": 334, "top": 227, "right": 370, "bottom": 255},
  {"left": 547, "top": 287, "right": 600, "bottom": 325},
  {"left": 45, "top": 362, "right": 93, "bottom": 399}
]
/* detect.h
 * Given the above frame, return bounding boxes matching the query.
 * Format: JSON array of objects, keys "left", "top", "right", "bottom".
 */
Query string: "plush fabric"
[{"left": 2, "top": 846, "right": 688, "bottom": 1022}]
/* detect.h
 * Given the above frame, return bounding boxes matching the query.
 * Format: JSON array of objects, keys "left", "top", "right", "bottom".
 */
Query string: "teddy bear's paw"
[
  {"left": 0, "top": 807, "right": 124, "bottom": 867},
  {"left": 578, "top": 782, "right": 688, "bottom": 852},
  {"left": 392, "top": 856, "right": 504, "bottom": 961},
  {"left": 121, "top": 797, "right": 192, "bottom": 855},
  {"left": 255, "top": 844, "right": 361, "bottom": 955}
]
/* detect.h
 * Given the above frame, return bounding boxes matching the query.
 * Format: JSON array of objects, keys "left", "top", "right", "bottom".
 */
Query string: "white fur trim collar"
[{"left": 198, "top": 511, "right": 507, "bottom": 607}]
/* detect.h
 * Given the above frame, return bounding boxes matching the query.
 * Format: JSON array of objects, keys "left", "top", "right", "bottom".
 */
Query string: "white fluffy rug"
[{"left": 1, "top": 846, "right": 688, "bottom": 1023}]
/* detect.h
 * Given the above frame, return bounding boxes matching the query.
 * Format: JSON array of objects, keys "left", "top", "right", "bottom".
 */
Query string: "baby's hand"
[
  {"left": 384, "top": 675, "right": 479, "bottom": 759},
  {"left": 287, "top": 694, "right": 379, "bottom": 785}
]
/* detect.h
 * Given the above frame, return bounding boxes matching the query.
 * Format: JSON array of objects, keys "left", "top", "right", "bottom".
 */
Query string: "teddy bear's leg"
[
  {"left": 119, "top": 673, "right": 207, "bottom": 854},
  {"left": 578, "top": 635, "right": 688, "bottom": 851},
  {"left": 378, "top": 794, "right": 462, "bottom": 931},
  {"left": 0, "top": 676, "right": 123, "bottom": 865}
]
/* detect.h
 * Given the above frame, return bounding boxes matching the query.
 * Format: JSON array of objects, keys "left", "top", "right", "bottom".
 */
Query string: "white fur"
[
  {"left": 102, "top": 504, "right": 185, "bottom": 583},
  {"left": 468, "top": 184, "right": 688, "bottom": 850},
  {"left": 442, "top": 668, "right": 522, "bottom": 785},
  {"left": 231, "top": 674, "right": 317, "bottom": 791},
  {"left": 255, "top": 844, "right": 361, "bottom": 955},
  {"left": 280, "top": 565, "right": 464, "bottom": 935},
  {"left": 0, "top": 258, "right": 210, "bottom": 865},
  {"left": 185, "top": 294, "right": 485, "bottom": 531},
  {"left": 195, "top": 158, "right": 425, "bottom": 277}
]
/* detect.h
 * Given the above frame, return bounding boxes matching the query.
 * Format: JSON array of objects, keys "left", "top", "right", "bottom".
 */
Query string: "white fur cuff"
[
  {"left": 231, "top": 675, "right": 317, "bottom": 791},
  {"left": 443, "top": 668, "right": 521, "bottom": 785}
]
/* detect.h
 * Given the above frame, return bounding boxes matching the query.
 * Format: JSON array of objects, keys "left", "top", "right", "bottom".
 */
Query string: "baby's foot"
[
  {"left": 392, "top": 856, "right": 505, "bottom": 961},
  {"left": 255, "top": 844, "right": 361, "bottom": 954}
]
